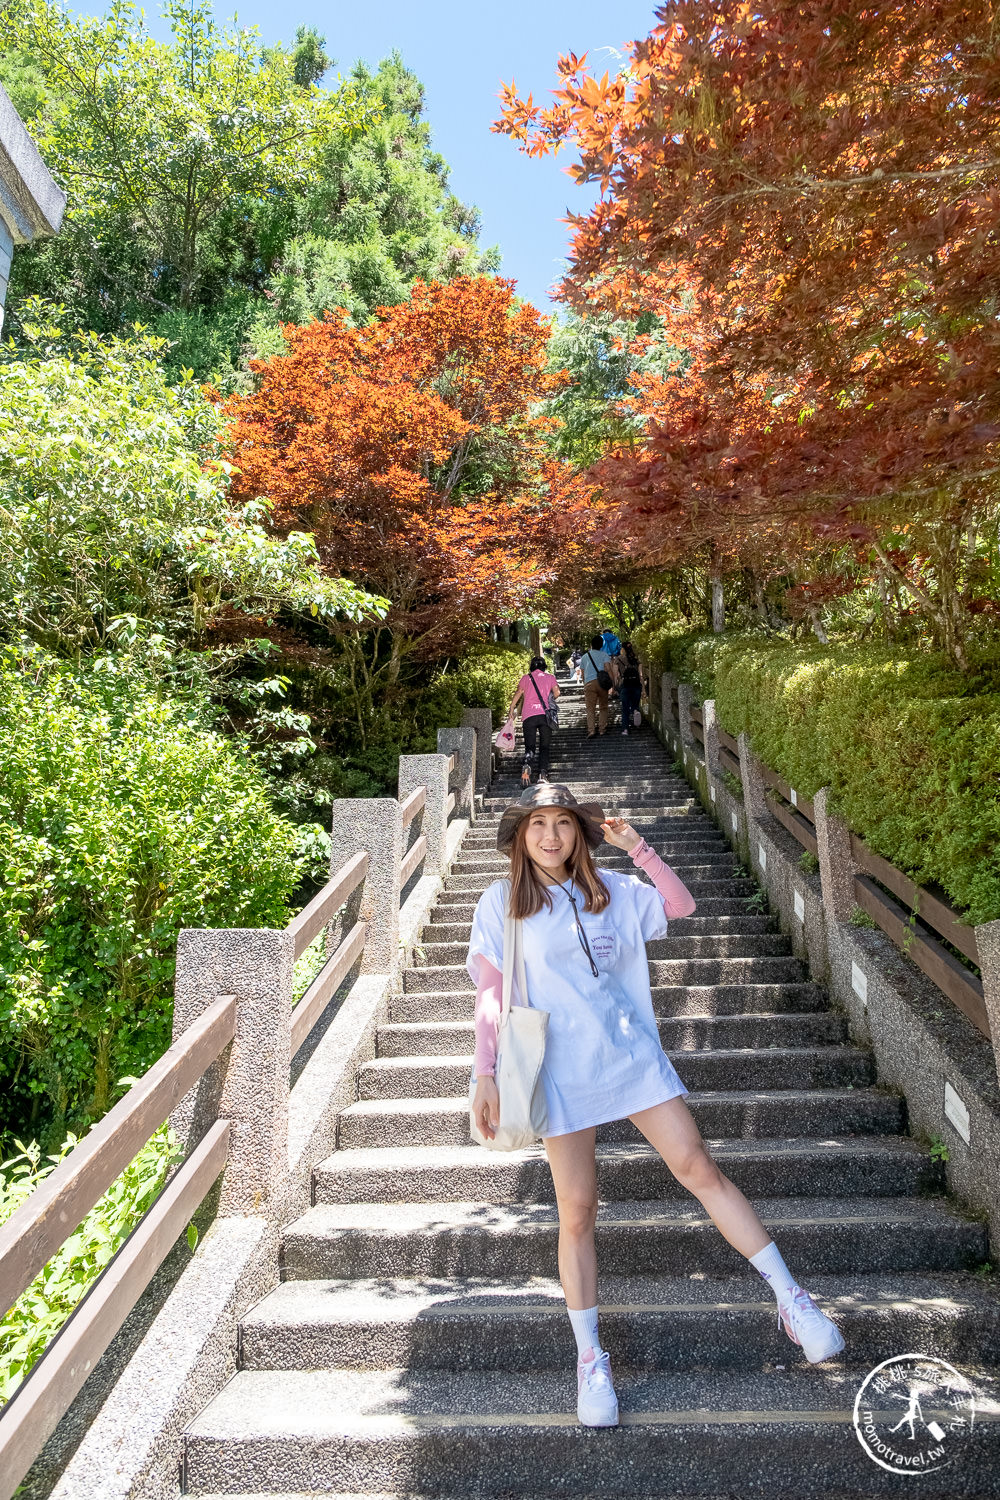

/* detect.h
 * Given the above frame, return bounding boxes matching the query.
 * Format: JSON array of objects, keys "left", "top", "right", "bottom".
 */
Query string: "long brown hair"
[{"left": 508, "top": 811, "right": 610, "bottom": 920}]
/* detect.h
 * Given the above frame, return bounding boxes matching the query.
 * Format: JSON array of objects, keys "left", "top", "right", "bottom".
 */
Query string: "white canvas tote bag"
[{"left": 469, "top": 891, "right": 549, "bottom": 1150}]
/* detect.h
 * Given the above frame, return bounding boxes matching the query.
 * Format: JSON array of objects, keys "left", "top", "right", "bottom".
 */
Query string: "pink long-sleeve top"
[{"left": 472, "top": 839, "right": 697, "bottom": 1078}]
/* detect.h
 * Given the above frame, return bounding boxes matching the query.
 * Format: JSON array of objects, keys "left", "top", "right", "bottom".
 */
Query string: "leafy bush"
[
  {"left": 0, "top": 653, "right": 299, "bottom": 1139},
  {"left": 422, "top": 641, "right": 530, "bottom": 732},
  {"left": 0, "top": 1127, "right": 176, "bottom": 1400},
  {"left": 631, "top": 617, "right": 720, "bottom": 695},
  {"left": 643, "top": 627, "right": 1000, "bottom": 924},
  {"left": 0, "top": 307, "right": 378, "bottom": 660}
]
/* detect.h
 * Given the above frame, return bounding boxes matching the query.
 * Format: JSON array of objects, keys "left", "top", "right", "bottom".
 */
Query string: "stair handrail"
[
  {"left": 0, "top": 714, "right": 489, "bottom": 1500},
  {"left": 646, "top": 662, "right": 994, "bottom": 1053}
]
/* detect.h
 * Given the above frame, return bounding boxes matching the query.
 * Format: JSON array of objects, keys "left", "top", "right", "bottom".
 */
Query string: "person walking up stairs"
[{"left": 183, "top": 679, "right": 1000, "bottom": 1497}]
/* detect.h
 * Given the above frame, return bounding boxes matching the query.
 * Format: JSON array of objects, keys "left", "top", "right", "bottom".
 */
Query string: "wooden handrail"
[
  {"left": 290, "top": 920, "right": 367, "bottom": 1058},
  {"left": 769, "top": 792, "right": 819, "bottom": 857},
  {"left": 446, "top": 753, "right": 457, "bottom": 773},
  {"left": 0, "top": 1118, "right": 230, "bottom": 1500},
  {"left": 444, "top": 791, "right": 456, "bottom": 819},
  {"left": 760, "top": 763, "right": 816, "bottom": 825},
  {"left": 719, "top": 745, "right": 742, "bottom": 780},
  {"left": 853, "top": 876, "right": 989, "bottom": 1039},
  {"left": 0, "top": 994, "right": 236, "bottom": 1322},
  {"left": 286, "top": 850, "right": 369, "bottom": 961},
  {"left": 400, "top": 834, "right": 427, "bottom": 887},
  {"left": 717, "top": 725, "right": 739, "bottom": 756},
  {"left": 851, "top": 833, "right": 978, "bottom": 965},
  {"left": 400, "top": 785, "right": 426, "bottom": 829}
]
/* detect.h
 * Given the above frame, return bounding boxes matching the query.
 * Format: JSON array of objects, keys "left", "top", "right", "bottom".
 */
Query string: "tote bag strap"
[{"left": 501, "top": 881, "right": 528, "bottom": 1019}]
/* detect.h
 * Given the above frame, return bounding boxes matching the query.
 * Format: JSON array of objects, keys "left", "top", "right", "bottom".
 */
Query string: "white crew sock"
[
  {"left": 567, "top": 1305, "right": 602, "bottom": 1361},
  {"left": 749, "top": 1240, "right": 798, "bottom": 1303}
]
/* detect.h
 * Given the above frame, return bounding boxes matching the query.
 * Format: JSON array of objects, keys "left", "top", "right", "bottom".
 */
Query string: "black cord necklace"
[{"left": 554, "top": 877, "right": 600, "bottom": 977}]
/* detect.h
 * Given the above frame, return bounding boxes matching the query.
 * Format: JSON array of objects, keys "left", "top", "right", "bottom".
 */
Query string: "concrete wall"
[{"left": 649, "top": 687, "right": 1000, "bottom": 1262}]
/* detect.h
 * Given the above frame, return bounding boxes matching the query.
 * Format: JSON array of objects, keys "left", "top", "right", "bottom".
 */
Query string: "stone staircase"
[{"left": 184, "top": 683, "right": 1000, "bottom": 1497}]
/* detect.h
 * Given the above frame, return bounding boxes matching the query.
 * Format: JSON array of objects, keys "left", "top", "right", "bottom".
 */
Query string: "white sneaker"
[
  {"left": 577, "top": 1347, "right": 619, "bottom": 1426},
  {"left": 777, "top": 1286, "right": 846, "bottom": 1363}
]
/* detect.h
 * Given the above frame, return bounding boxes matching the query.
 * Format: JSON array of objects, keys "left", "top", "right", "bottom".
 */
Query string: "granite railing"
[
  {"left": 648, "top": 665, "right": 1000, "bottom": 1257},
  {"left": 0, "top": 709, "right": 493, "bottom": 1500}
]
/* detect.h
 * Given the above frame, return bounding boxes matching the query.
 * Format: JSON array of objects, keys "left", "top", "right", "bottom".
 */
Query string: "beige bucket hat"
[{"left": 496, "top": 782, "right": 606, "bottom": 854}]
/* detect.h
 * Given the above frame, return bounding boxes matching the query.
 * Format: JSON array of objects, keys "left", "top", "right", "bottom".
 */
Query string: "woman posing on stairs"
[{"left": 467, "top": 783, "right": 846, "bottom": 1429}]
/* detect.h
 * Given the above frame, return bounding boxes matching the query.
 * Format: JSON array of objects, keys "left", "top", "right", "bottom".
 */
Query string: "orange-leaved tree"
[
  {"left": 496, "top": 1, "right": 1000, "bottom": 664},
  {"left": 223, "top": 276, "right": 569, "bottom": 713}
]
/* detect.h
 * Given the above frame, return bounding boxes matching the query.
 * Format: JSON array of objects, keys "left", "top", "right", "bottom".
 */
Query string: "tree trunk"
[
  {"left": 711, "top": 576, "right": 725, "bottom": 633},
  {"left": 529, "top": 624, "right": 542, "bottom": 657}
]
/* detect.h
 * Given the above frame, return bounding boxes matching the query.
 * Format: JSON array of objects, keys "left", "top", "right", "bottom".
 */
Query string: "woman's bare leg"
[
  {"left": 629, "top": 1096, "right": 772, "bottom": 1257},
  {"left": 543, "top": 1126, "right": 599, "bottom": 1308}
]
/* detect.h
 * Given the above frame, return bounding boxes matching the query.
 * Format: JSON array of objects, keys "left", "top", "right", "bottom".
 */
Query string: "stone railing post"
[
  {"left": 676, "top": 681, "right": 697, "bottom": 752},
  {"left": 461, "top": 706, "right": 493, "bottom": 789},
  {"left": 399, "top": 753, "right": 449, "bottom": 875},
  {"left": 171, "top": 927, "right": 293, "bottom": 1217},
  {"left": 974, "top": 922, "right": 1000, "bottom": 1083},
  {"left": 645, "top": 662, "right": 661, "bottom": 719},
  {"left": 661, "top": 671, "right": 678, "bottom": 730},
  {"left": 702, "top": 699, "right": 722, "bottom": 781},
  {"left": 812, "top": 787, "right": 859, "bottom": 926},
  {"left": 438, "top": 726, "right": 476, "bottom": 823},
  {"left": 736, "top": 731, "right": 769, "bottom": 824},
  {"left": 329, "top": 798, "right": 402, "bottom": 973}
]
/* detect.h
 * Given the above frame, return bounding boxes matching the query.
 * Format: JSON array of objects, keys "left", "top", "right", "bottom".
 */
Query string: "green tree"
[
  {"left": 0, "top": 0, "right": 369, "bottom": 336},
  {"left": 248, "top": 53, "right": 500, "bottom": 352},
  {"left": 543, "top": 308, "right": 681, "bottom": 469},
  {"left": 0, "top": 303, "right": 380, "bottom": 661},
  {"left": 1, "top": 7, "right": 498, "bottom": 382}
]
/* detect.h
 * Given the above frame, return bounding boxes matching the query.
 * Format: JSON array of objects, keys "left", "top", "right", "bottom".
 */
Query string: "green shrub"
[
  {"left": 422, "top": 641, "right": 530, "bottom": 733},
  {"left": 664, "top": 634, "right": 1000, "bottom": 925},
  {"left": 0, "top": 654, "right": 298, "bottom": 1139},
  {"left": 0, "top": 1127, "right": 176, "bottom": 1400}
]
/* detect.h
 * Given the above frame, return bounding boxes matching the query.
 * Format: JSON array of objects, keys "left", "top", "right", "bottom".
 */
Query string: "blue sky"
[{"left": 145, "top": 0, "right": 659, "bottom": 313}]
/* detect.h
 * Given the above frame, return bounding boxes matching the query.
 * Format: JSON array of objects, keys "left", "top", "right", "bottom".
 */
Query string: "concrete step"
[
  {"left": 376, "top": 1010, "right": 848, "bottom": 1058},
  {"left": 413, "top": 935, "right": 792, "bottom": 966},
  {"left": 336, "top": 1088, "right": 907, "bottom": 1150},
  {"left": 442, "top": 873, "right": 756, "bottom": 896},
  {"left": 182, "top": 1364, "right": 1000, "bottom": 1497},
  {"left": 313, "top": 1138, "right": 941, "bottom": 1205},
  {"left": 431, "top": 890, "right": 760, "bottom": 915},
  {"left": 424, "top": 914, "right": 780, "bottom": 941},
  {"left": 355, "top": 1047, "right": 875, "bottom": 1101},
  {"left": 282, "top": 1195, "right": 987, "bottom": 1281},
  {"left": 241, "top": 1269, "right": 1000, "bottom": 1373},
  {"left": 390, "top": 982, "right": 832, "bottom": 1023},
  {"left": 403, "top": 956, "right": 807, "bottom": 993},
  {"left": 452, "top": 851, "right": 735, "bottom": 873}
]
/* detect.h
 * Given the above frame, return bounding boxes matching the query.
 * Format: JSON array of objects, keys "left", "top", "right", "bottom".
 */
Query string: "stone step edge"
[{"left": 338, "top": 1085, "right": 903, "bottom": 1115}]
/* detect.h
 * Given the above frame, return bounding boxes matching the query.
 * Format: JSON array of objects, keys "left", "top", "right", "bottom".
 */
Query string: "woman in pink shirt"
[{"left": 508, "top": 655, "right": 560, "bottom": 787}]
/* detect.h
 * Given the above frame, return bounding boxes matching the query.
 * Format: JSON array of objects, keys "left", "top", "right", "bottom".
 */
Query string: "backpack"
[{"left": 602, "top": 630, "right": 621, "bottom": 656}]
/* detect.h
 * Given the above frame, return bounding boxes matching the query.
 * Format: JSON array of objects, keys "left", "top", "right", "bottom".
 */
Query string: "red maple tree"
[
  {"left": 223, "top": 276, "right": 570, "bottom": 671},
  {"left": 496, "top": 1, "right": 1000, "bottom": 664}
]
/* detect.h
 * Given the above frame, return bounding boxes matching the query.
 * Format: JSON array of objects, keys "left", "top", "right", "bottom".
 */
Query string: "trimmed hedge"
[{"left": 634, "top": 623, "right": 1000, "bottom": 925}]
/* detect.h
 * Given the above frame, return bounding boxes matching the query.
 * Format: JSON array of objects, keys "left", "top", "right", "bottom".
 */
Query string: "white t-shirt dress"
[{"left": 466, "top": 870, "right": 690, "bottom": 1137}]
